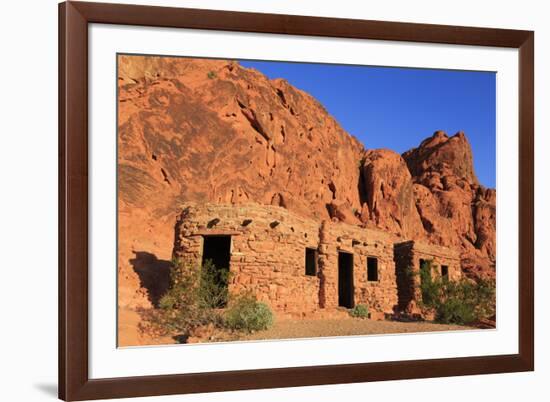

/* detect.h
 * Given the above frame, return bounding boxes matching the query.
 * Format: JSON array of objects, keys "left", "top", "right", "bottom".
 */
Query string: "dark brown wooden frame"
[{"left": 59, "top": 1, "right": 534, "bottom": 400}]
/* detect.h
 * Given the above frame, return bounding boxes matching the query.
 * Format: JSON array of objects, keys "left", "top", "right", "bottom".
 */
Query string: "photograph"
[
  {"left": 2, "top": 0, "right": 544, "bottom": 401},
  {"left": 117, "top": 54, "right": 497, "bottom": 347}
]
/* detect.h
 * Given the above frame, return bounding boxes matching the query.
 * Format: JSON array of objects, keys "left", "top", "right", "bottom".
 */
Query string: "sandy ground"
[
  {"left": 118, "top": 307, "right": 473, "bottom": 346},
  {"left": 118, "top": 307, "right": 175, "bottom": 346},
  {"left": 222, "top": 318, "right": 473, "bottom": 342}
]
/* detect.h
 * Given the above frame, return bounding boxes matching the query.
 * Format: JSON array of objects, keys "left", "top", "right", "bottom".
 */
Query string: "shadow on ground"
[
  {"left": 34, "top": 383, "right": 57, "bottom": 398},
  {"left": 130, "top": 251, "right": 171, "bottom": 307}
]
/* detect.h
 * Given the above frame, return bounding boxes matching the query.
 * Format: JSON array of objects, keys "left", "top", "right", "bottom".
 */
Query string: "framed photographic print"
[{"left": 59, "top": 1, "right": 534, "bottom": 400}]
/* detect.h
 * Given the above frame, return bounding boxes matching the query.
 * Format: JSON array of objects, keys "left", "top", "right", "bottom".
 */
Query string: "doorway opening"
[
  {"left": 201, "top": 235, "right": 231, "bottom": 307},
  {"left": 338, "top": 252, "right": 354, "bottom": 308}
]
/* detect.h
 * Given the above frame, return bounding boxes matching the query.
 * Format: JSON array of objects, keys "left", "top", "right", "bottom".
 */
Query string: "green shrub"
[
  {"left": 418, "top": 260, "right": 496, "bottom": 325},
  {"left": 224, "top": 292, "right": 274, "bottom": 332},
  {"left": 419, "top": 260, "right": 441, "bottom": 307},
  {"left": 349, "top": 304, "right": 369, "bottom": 319},
  {"left": 199, "top": 259, "right": 231, "bottom": 308},
  {"left": 436, "top": 291, "right": 477, "bottom": 324},
  {"left": 139, "top": 259, "right": 229, "bottom": 337},
  {"left": 207, "top": 71, "right": 217, "bottom": 79}
]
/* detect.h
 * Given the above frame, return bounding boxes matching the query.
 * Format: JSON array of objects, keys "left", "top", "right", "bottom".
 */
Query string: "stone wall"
[
  {"left": 173, "top": 203, "right": 459, "bottom": 318},
  {"left": 320, "top": 222, "right": 397, "bottom": 314},
  {"left": 394, "top": 240, "right": 461, "bottom": 312},
  {"left": 173, "top": 203, "right": 321, "bottom": 315}
]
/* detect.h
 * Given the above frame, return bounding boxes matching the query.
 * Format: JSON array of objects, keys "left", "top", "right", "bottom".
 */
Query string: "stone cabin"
[
  {"left": 394, "top": 241, "right": 461, "bottom": 314},
  {"left": 172, "top": 203, "right": 461, "bottom": 318}
]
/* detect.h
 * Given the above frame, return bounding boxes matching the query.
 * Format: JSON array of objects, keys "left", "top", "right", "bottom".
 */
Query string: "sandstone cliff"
[
  {"left": 402, "top": 130, "right": 496, "bottom": 278},
  {"left": 117, "top": 55, "right": 495, "bottom": 314}
]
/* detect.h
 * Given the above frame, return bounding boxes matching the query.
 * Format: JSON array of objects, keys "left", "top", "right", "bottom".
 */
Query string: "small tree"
[
  {"left": 139, "top": 259, "right": 276, "bottom": 339},
  {"left": 139, "top": 259, "right": 229, "bottom": 337}
]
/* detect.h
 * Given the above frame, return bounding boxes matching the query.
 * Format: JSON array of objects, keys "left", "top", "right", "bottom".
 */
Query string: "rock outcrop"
[
  {"left": 402, "top": 130, "right": 478, "bottom": 185},
  {"left": 402, "top": 131, "right": 496, "bottom": 279},
  {"left": 117, "top": 55, "right": 496, "bottom": 319},
  {"left": 359, "top": 149, "right": 425, "bottom": 240}
]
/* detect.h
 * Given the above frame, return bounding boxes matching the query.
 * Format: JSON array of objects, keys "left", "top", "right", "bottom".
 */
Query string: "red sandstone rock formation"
[
  {"left": 117, "top": 55, "right": 495, "bottom": 323},
  {"left": 359, "top": 149, "right": 425, "bottom": 240},
  {"left": 355, "top": 132, "right": 495, "bottom": 280},
  {"left": 402, "top": 131, "right": 496, "bottom": 279},
  {"left": 118, "top": 55, "right": 365, "bottom": 311}
]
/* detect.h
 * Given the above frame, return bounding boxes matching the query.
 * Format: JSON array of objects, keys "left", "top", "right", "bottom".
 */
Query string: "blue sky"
[{"left": 240, "top": 60, "right": 496, "bottom": 188}]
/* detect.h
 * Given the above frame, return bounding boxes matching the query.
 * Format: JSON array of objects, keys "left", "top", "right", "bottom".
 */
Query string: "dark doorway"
[
  {"left": 202, "top": 235, "right": 231, "bottom": 271},
  {"left": 338, "top": 252, "right": 354, "bottom": 308},
  {"left": 202, "top": 236, "right": 231, "bottom": 306}
]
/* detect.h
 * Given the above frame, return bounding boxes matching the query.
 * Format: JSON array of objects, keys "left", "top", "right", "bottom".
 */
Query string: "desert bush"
[
  {"left": 418, "top": 260, "right": 495, "bottom": 325},
  {"left": 419, "top": 260, "right": 441, "bottom": 307},
  {"left": 199, "top": 259, "right": 231, "bottom": 308},
  {"left": 207, "top": 71, "right": 217, "bottom": 79},
  {"left": 139, "top": 259, "right": 229, "bottom": 337},
  {"left": 349, "top": 304, "right": 370, "bottom": 319},
  {"left": 224, "top": 292, "right": 274, "bottom": 332}
]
